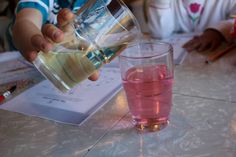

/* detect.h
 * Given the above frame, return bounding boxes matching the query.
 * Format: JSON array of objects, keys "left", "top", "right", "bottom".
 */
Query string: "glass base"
[{"left": 133, "top": 118, "right": 169, "bottom": 132}]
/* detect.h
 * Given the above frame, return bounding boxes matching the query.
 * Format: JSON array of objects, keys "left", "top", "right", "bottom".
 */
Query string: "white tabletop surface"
[{"left": 0, "top": 49, "right": 236, "bottom": 157}]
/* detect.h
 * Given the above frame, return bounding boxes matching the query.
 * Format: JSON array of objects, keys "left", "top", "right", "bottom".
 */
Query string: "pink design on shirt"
[
  {"left": 189, "top": 3, "right": 201, "bottom": 13},
  {"left": 182, "top": 0, "right": 205, "bottom": 29}
]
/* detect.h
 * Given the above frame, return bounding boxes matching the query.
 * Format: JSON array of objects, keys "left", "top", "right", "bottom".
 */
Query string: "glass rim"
[
  {"left": 74, "top": 0, "right": 140, "bottom": 48},
  {"left": 119, "top": 40, "right": 173, "bottom": 59},
  {"left": 105, "top": 0, "right": 141, "bottom": 31},
  {"left": 106, "top": 0, "right": 140, "bottom": 30},
  {"left": 76, "top": 0, "right": 137, "bottom": 23}
]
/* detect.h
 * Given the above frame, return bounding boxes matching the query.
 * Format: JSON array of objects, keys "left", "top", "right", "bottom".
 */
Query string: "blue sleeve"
[
  {"left": 72, "top": 0, "right": 88, "bottom": 10},
  {"left": 16, "top": 0, "right": 50, "bottom": 24}
]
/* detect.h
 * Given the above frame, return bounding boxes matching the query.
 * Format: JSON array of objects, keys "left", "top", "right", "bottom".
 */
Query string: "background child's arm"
[
  {"left": 207, "top": 1, "right": 236, "bottom": 43},
  {"left": 183, "top": 1, "right": 236, "bottom": 52},
  {"left": 146, "top": 0, "right": 175, "bottom": 39}
]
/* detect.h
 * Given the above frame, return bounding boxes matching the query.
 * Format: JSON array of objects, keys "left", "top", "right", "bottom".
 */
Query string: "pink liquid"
[{"left": 122, "top": 65, "right": 173, "bottom": 130}]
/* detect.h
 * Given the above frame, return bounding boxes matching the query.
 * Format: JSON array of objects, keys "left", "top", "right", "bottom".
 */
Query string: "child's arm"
[
  {"left": 13, "top": 8, "right": 52, "bottom": 62},
  {"left": 183, "top": 29, "right": 224, "bottom": 52},
  {"left": 183, "top": 21, "right": 233, "bottom": 52},
  {"left": 183, "top": 1, "right": 236, "bottom": 52},
  {"left": 12, "top": 8, "right": 99, "bottom": 81},
  {"left": 208, "top": 19, "right": 235, "bottom": 43},
  {"left": 207, "top": 1, "right": 236, "bottom": 43},
  {"left": 12, "top": 8, "right": 75, "bottom": 62},
  {"left": 146, "top": 0, "right": 175, "bottom": 39}
]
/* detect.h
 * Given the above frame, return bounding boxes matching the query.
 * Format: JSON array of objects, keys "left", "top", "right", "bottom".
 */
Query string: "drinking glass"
[
  {"left": 119, "top": 39, "right": 174, "bottom": 132},
  {"left": 33, "top": 0, "right": 140, "bottom": 92}
]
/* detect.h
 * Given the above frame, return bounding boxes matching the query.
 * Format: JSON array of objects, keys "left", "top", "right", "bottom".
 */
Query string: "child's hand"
[
  {"left": 13, "top": 8, "right": 99, "bottom": 81},
  {"left": 13, "top": 8, "right": 75, "bottom": 62},
  {"left": 183, "top": 29, "right": 224, "bottom": 52}
]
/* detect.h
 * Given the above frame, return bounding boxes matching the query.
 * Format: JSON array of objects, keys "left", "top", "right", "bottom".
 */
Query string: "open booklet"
[{"left": 0, "top": 52, "right": 122, "bottom": 125}]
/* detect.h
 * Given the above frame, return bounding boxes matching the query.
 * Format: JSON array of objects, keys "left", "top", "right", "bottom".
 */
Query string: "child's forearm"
[
  {"left": 207, "top": 19, "right": 234, "bottom": 43},
  {"left": 208, "top": 1, "right": 236, "bottom": 43},
  {"left": 12, "top": 8, "right": 43, "bottom": 52}
]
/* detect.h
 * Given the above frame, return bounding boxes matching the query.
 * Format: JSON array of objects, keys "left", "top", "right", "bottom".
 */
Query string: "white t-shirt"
[{"left": 146, "top": 0, "right": 236, "bottom": 42}]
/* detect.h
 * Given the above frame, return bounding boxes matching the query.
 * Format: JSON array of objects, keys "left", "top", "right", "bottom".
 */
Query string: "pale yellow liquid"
[
  {"left": 34, "top": 51, "right": 97, "bottom": 92},
  {"left": 32, "top": 16, "right": 141, "bottom": 92}
]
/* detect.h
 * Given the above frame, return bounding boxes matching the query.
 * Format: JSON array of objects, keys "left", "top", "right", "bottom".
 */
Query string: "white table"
[{"left": 1, "top": 50, "right": 236, "bottom": 157}]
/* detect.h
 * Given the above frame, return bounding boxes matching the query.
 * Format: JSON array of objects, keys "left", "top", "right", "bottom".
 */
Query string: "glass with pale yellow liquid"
[{"left": 33, "top": 0, "right": 141, "bottom": 92}]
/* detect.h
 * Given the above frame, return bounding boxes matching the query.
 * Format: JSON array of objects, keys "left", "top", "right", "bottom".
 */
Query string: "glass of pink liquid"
[{"left": 119, "top": 40, "right": 174, "bottom": 132}]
